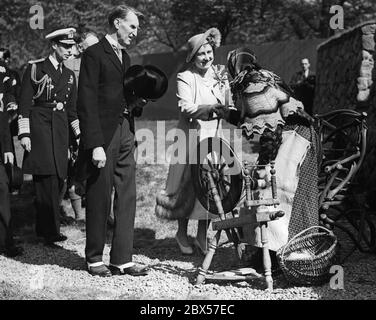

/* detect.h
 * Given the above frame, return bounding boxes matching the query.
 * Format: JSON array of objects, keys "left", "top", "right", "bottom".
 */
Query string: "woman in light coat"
[{"left": 155, "top": 28, "right": 230, "bottom": 255}]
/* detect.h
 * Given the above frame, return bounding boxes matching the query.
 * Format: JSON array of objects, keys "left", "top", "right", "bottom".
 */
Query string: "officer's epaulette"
[{"left": 28, "top": 58, "right": 46, "bottom": 64}]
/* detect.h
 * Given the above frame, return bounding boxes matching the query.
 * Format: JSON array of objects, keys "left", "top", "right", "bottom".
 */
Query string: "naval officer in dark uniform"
[{"left": 18, "top": 28, "right": 80, "bottom": 245}]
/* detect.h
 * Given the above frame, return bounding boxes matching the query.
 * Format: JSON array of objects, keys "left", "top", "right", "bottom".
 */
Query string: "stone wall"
[
  {"left": 314, "top": 21, "right": 376, "bottom": 209},
  {"left": 314, "top": 21, "right": 376, "bottom": 114}
]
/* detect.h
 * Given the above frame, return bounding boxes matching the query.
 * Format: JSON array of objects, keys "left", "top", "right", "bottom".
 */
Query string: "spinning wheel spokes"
[
  {"left": 219, "top": 162, "right": 227, "bottom": 173},
  {"left": 191, "top": 137, "right": 243, "bottom": 214},
  {"left": 200, "top": 153, "right": 231, "bottom": 202}
]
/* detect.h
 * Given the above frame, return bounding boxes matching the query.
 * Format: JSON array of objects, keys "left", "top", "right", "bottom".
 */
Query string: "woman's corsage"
[
  {"left": 212, "top": 64, "right": 228, "bottom": 91},
  {"left": 212, "top": 64, "right": 233, "bottom": 106}
]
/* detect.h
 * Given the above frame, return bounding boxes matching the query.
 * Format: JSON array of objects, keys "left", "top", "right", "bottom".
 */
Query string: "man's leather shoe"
[
  {"left": 109, "top": 263, "right": 149, "bottom": 276},
  {"left": 87, "top": 264, "right": 112, "bottom": 277},
  {"left": 44, "top": 234, "right": 67, "bottom": 245},
  {"left": 6, "top": 245, "right": 24, "bottom": 257},
  {"left": 0, "top": 245, "right": 24, "bottom": 257}
]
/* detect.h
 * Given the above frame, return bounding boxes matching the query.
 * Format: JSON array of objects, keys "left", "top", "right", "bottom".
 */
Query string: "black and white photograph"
[{"left": 0, "top": 0, "right": 376, "bottom": 306}]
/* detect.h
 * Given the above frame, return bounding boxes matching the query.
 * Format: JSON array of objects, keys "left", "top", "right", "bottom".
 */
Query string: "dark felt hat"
[
  {"left": 124, "top": 65, "right": 168, "bottom": 100},
  {"left": 5, "top": 163, "right": 23, "bottom": 191}
]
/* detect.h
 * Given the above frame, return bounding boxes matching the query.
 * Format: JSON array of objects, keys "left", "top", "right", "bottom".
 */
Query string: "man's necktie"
[{"left": 112, "top": 45, "right": 122, "bottom": 63}]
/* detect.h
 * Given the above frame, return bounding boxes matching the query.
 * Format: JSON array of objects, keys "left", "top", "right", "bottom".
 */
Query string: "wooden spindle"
[
  {"left": 244, "top": 162, "right": 252, "bottom": 209},
  {"left": 270, "top": 161, "right": 277, "bottom": 203}
]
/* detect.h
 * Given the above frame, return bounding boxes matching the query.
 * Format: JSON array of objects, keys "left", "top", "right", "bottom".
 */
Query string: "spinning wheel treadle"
[{"left": 191, "top": 137, "right": 243, "bottom": 214}]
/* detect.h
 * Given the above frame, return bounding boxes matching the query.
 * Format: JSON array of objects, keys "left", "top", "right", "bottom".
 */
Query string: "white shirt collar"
[
  {"left": 105, "top": 34, "right": 124, "bottom": 50},
  {"left": 105, "top": 34, "right": 127, "bottom": 54},
  {"left": 49, "top": 54, "right": 60, "bottom": 70}
]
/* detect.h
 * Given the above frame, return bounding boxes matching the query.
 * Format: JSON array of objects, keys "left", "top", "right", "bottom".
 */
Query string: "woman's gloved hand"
[{"left": 213, "top": 104, "right": 231, "bottom": 120}]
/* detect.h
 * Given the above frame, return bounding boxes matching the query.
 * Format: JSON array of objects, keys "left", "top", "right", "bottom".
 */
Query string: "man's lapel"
[
  {"left": 102, "top": 37, "right": 123, "bottom": 73},
  {"left": 121, "top": 49, "right": 130, "bottom": 73}
]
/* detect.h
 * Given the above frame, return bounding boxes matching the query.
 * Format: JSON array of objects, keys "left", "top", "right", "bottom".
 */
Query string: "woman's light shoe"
[
  {"left": 175, "top": 235, "right": 193, "bottom": 255},
  {"left": 193, "top": 238, "right": 208, "bottom": 256}
]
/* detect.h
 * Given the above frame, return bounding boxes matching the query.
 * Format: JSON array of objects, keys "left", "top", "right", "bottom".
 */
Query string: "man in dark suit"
[
  {"left": 76, "top": 5, "right": 149, "bottom": 277},
  {"left": 0, "top": 54, "right": 20, "bottom": 169},
  {"left": 0, "top": 49, "right": 21, "bottom": 104},
  {"left": 0, "top": 82, "right": 23, "bottom": 257},
  {"left": 289, "top": 58, "right": 316, "bottom": 115},
  {"left": 18, "top": 28, "right": 80, "bottom": 245}
]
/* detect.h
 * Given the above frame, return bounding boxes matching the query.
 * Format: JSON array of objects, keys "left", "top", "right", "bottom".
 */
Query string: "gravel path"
[
  {"left": 1, "top": 223, "right": 376, "bottom": 300},
  {"left": 1, "top": 151, "right": 376, "bottom": 300}
]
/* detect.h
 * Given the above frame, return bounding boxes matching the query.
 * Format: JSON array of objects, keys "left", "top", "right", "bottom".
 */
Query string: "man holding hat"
[
  {"left": 0, "top": 82, "right": 23, "bottom": 257},
  {"left": 18, "top": 27, "right": 80, "bottom": 245},
  {"left": 76, "top": 5, "right": 150, "bottom": 277}
]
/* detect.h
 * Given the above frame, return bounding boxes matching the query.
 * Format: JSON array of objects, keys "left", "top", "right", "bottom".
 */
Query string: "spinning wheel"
[
  {"left": 191, "top": 135, "right": 285, "bottom": 290},
  {"left": 191, "top": 136, "right": 243, "bottom": 214}
]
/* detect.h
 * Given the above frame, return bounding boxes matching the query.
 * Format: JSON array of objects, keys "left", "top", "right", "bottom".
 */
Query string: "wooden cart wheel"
[{"left": 191, "top": 137, "right": 243, "bottom": 215}]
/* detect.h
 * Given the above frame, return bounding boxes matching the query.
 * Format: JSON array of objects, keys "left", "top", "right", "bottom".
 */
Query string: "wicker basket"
[{"left": 276, "top": 226, "right": 338, "bottom": 286}]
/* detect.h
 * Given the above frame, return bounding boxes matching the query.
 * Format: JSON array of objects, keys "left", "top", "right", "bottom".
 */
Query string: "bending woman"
[{"left": 216, "top": 48, "right": 320, "bottom": 270}]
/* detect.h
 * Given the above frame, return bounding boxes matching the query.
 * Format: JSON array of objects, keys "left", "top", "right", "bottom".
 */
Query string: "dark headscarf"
[
  {"left": 227, "top": 47, "right": 294, "bottom": 96},
  {"left": 227, "top": 47, "right": 261, "bottom": 79}
]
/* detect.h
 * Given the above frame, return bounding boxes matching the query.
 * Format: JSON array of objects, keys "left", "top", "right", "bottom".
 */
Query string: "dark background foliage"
[{"left": 1, "top": 0, "right": 375, "bottom": 70}]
